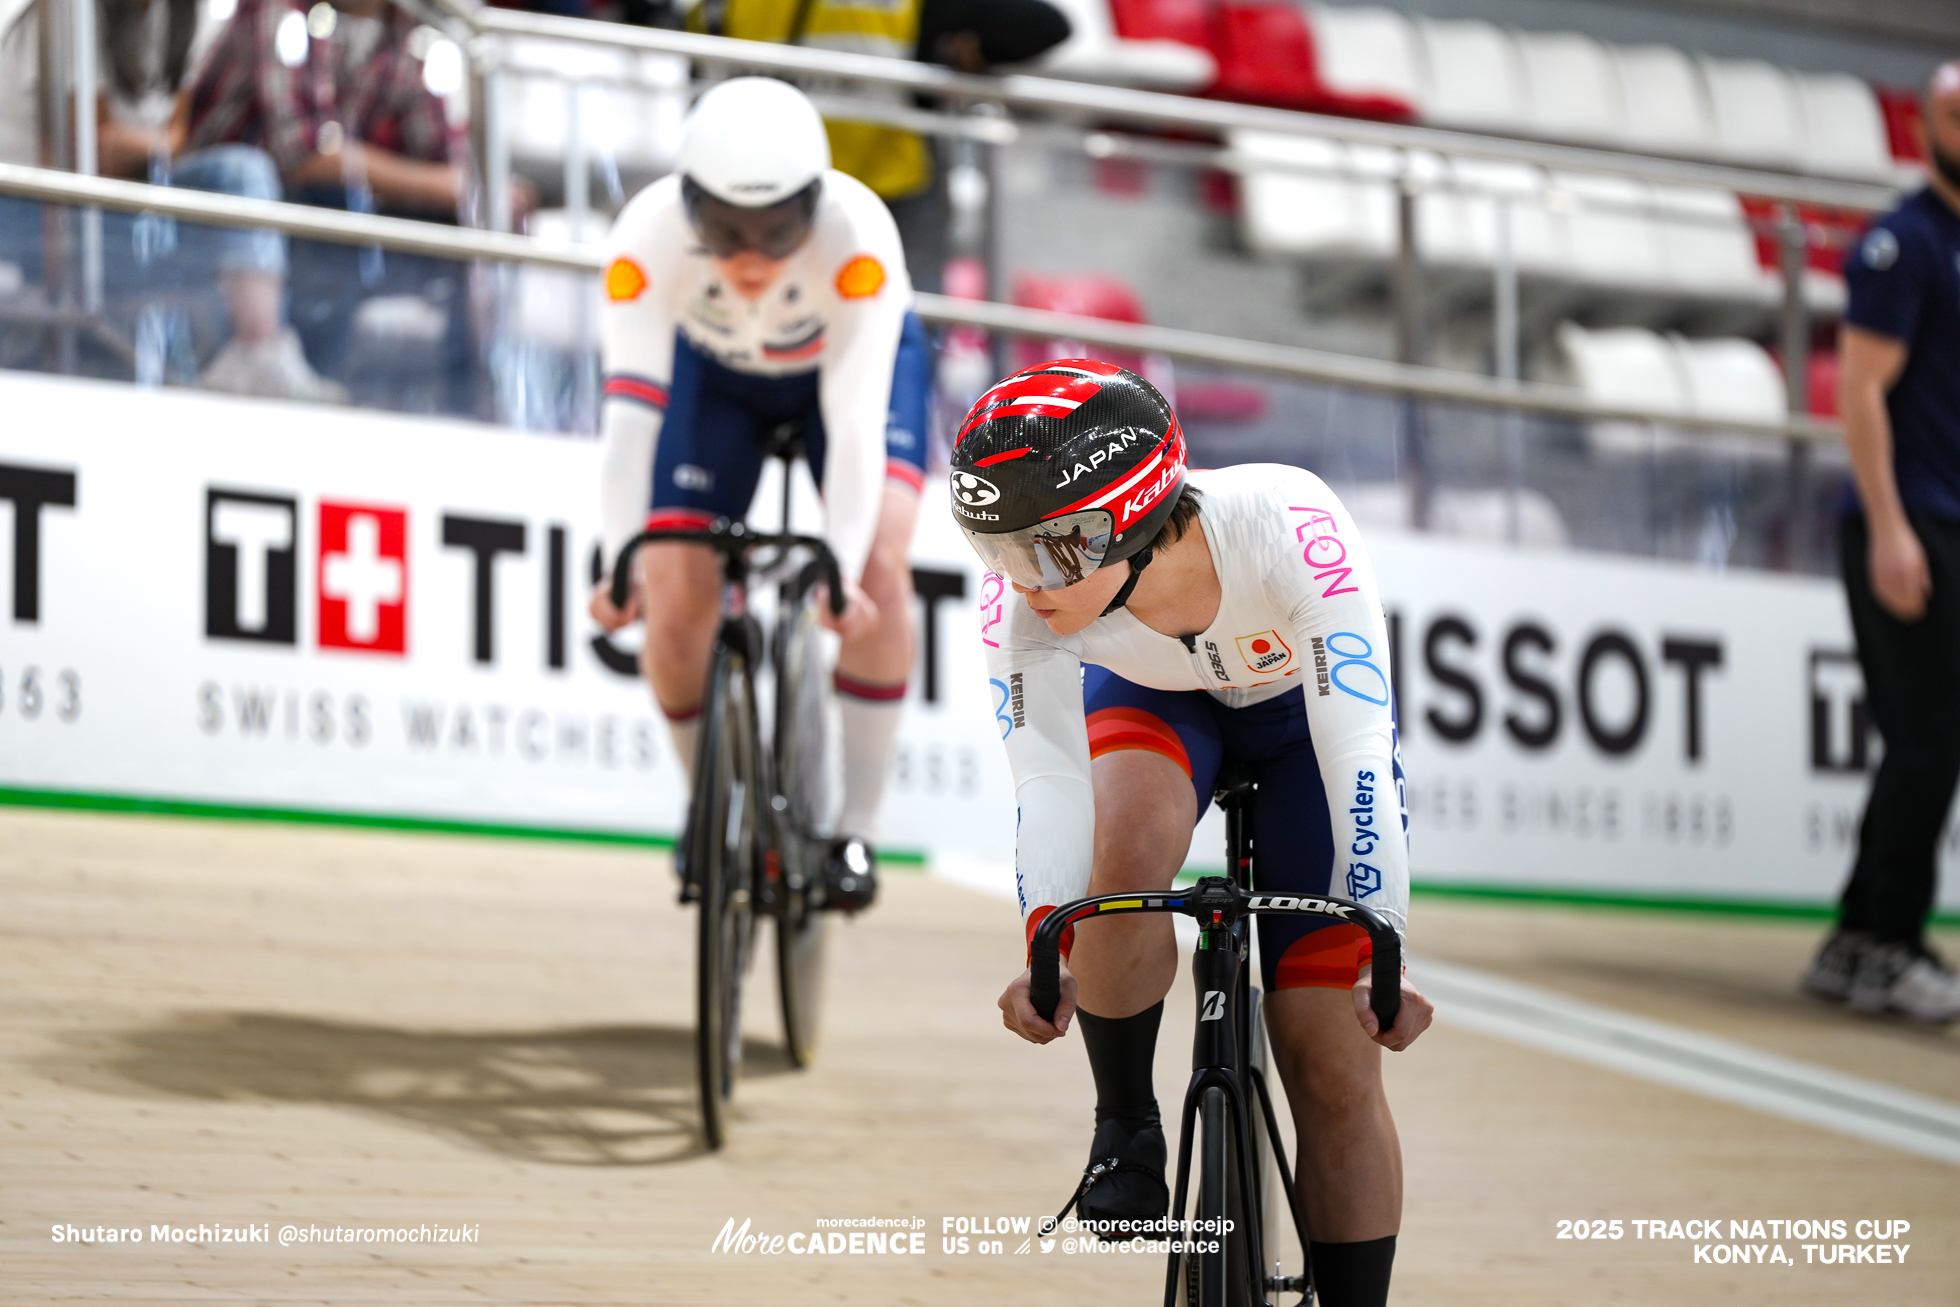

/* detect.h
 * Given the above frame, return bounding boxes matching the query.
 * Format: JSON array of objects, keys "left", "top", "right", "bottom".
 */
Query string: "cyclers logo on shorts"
[
  {"left": 1346, "top": 769, "right": 1382, "bottom": 899},
  {"left": 990, "top": 673, "right": 1025, "bottom": 739}
]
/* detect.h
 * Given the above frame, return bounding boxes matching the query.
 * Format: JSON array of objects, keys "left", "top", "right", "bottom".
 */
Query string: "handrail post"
[
  {"left": 978, "top": 102, "right": 1011, "bottom": 384},
  {"left": 69, "top": 0, "right": 100, "bottom": 314},
  {"left": 1777, "top": 202, "right": 1813, "bottom": 571},
  {"left": 1396, "top": 164, "right": 1431, "bottom": 530}
]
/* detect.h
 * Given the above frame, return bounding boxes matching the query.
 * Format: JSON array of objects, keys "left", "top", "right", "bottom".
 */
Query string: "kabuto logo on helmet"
[
  {"left": 952, "top": 472, "right": 1001, "bottom": 508},
  {"left": 956, "top": 360, "right": 1124, "bottom": 444}
]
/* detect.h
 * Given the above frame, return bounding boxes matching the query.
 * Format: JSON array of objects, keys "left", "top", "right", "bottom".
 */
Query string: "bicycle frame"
[{"left": 1030, "top": 811, "right": 1401, "bottom": 1307}]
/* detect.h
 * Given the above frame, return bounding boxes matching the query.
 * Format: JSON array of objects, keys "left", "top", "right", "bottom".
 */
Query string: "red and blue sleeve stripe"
[{"left": 603, "top": 373, "right": 670, "bottom": 411}]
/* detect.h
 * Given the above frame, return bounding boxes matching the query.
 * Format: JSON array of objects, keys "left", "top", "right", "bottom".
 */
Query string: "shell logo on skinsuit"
[
  {"left": 605, "top": 257, "right": 648, "bottom": 302},
  {"left": 835, "top": 255, "right": 886, "bottom": 299}
]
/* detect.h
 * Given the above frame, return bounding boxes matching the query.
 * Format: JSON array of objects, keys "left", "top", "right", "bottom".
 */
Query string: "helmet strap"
[{"left": 1100, "top": 548, "right": 1154, "bottom": 617}]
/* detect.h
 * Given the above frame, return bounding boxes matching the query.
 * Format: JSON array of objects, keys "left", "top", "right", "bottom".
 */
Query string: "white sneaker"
[
  {"left": 1847, "top": 943, "right": 1960, "bottom": 1023},
  {"left": 1800, "top": 930, "right": 1869, "bottom": 1003},
  {"left": 201, "top": 328, "right": 349, "bottom": 404}
]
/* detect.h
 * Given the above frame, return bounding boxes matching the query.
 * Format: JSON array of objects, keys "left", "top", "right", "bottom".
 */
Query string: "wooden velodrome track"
[{"left": 2, "top": 807, "right": 1954, "bottom": 1304}]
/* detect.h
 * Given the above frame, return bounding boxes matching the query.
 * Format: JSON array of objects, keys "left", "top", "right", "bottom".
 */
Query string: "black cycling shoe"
[
  {"left": 820, "top": 836, "right": 878, "bottom": 914},
  {"left": 1076, "top": 1113, "right": 1169, "bottom": 1240}
]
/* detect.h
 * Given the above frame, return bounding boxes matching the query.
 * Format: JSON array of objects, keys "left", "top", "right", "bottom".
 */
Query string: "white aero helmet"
[{"left": 678, "top": 77, "right": 831, "bottom": 207}]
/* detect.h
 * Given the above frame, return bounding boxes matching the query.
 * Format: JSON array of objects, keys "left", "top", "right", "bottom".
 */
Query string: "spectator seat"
[
  {"left": 1698, "top": 57, "right": 1805, "bottom": 170},
  {"left": 1555, "top": 172, "right": 1664, "bottom": 289},
  {"left": 1303, "top": 5, "right": 1422, "bottom": 120},
  {"left": 1874, "top": 86, "right": 1927, "bottom": 164},
  {"left": 1414, "top": 19, "right": 1529, "bottom": 135},
  {"left": 1558, "top": 323, "right": 1691, "bottom": 415},
  {"left": 1793, "top": 72, "right": 1894, "bottom": 178},
  {"left": 1649, "top": 184, "right": 1772, "bottom": 300},
  {"left": 1231, "top": 129, "right": 1394, "bottom": 260},
  {"left": 1515, "top": 30, "right": 1624, "bottom": 146},
  {"left": 1033, "top": 0, "right": 1216, "bottom": 91},
  {"left": 1609, "top": 44, "right": 1712, "bottom": 157},
  {"left": 1671, "top": 334, "right": 1787, "bottom": 422}
]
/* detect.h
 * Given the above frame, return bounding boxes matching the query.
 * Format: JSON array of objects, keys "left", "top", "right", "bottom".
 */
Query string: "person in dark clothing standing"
[{"left": 1803, "top": 60, "right": 1960, "bottom": 1023}]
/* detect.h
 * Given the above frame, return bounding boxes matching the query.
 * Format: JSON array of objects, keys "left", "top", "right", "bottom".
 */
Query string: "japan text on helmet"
[
  {"left": 950, "top": 360, "right": 1188, "bottom": 591},
  {"left": 678, "top": 78, "right": 830, "bottom": 258}
]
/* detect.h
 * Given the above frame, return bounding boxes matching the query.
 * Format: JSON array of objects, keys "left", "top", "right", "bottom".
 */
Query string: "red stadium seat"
[
  {"left": 1207, "top": 2, "right": 1414, "bottom": 120},
  {"left": 1109, "top": 0, "right": 1212, "bottom": 51},
  {"left": 1012, "top": 273, "right": 1149, "bottom": 373},
  {"left": 1807, "top": 349, "right": 1840, "bottom": 419},
  {"left": 1875, "top": 86, "right": 1927, "bottom": 164}
]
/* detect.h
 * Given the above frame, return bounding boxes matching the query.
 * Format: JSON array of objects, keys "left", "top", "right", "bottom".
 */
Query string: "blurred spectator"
[
  {"left": 686, "top": 0, "right": 1069, "bottom": 292},
  {"left": 95, "top": 0, "right": 344, "bottom": 400},
  {"left": 1804, "top": 60, "right": 1960, "bottom": 1024},
  {"left": 181, "top": 0, "right": 481, "bottom": 393},
  {"left": 0, "top": 0, "right": 40, "bottom": 291}
]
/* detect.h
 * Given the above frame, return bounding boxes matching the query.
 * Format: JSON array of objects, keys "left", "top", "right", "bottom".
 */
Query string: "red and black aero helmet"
[{"left": 950, "top": 359, "right": 1187, "bottom": 592}]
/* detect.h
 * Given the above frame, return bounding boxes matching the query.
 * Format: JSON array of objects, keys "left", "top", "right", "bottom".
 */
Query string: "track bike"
[
  {"left": 609, "top": 422, "right": 845, "bottom": 1150},
  {"left": 1031, "top": 764, "right": 1403, "bottom": 1306}
]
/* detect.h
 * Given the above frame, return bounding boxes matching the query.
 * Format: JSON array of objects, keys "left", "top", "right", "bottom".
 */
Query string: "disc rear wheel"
[{"left": 772, "top": 567, "right": 834, "bottom": 1067}]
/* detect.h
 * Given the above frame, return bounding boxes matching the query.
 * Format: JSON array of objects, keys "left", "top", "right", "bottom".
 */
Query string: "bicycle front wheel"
[
  {"left": 772, "top": 564, "right": 834, "bottom": 1067},
  {"left": 690, "top": 642, "right": 761, "bottom": 1151},
  {"left": 1184, "top": 1086, "right": 1254, "bottom": 1307}
]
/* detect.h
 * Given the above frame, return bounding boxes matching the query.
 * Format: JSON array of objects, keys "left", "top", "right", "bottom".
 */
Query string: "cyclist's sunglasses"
[
  {"left": 961, "top": 509, "right": 1116, "bottom": 591},
  {"left": 682, "top": 176, "right": 822, "bottom": 260}
]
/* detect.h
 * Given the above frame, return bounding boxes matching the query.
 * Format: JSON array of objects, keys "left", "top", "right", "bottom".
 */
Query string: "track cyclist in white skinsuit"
[
  {"left": 591, "top": 79, "right": 933, "bottom": 909},
  {"left": 954, "top": 360, "right": 1434, "bottom": 1307}
]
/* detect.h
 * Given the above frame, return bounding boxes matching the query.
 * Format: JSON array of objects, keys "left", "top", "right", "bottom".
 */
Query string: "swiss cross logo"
[{"left": 317, "top": 501, "right": 407, "bottom": 655}]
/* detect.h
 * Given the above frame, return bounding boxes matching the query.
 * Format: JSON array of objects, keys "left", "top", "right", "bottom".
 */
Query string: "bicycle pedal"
[{"left": 1265, "top": 1273, "right": 1307, "bottom": 1294}]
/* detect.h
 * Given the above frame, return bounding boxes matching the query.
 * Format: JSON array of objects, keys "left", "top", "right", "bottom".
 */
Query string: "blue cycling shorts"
[
  {"left": 637, "top": 311, "right": 931, "bottom": 530},
  {"left": 1081, "top": 664, "right": 1405, "bottom": 994}
]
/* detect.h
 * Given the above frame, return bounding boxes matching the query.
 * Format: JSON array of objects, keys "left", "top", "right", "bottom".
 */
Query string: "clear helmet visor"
[{"left": 962, "top": 510, "right": 1116, "bottom": 592}]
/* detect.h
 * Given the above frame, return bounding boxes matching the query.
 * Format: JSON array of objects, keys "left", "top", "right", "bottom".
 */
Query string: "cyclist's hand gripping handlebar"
[
  {"left": 1027, "top": 883, "right": 1403, "bottom": 1033},
  {"left": 608, "top": 520, "right": 846, "bottom": 617}
]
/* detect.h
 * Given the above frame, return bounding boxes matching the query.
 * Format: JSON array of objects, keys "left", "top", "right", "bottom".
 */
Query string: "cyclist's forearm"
[
  {"left": 599, "top": 404, "right": 662, "bottom": 571},
  {"left": 1012, "top": 773, "right": 1097, "bottom": 937}
]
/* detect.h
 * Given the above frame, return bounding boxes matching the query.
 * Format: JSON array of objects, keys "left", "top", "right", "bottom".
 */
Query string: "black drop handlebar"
[
  {"left": 609, "top": 519, "right": 847, "bottom": 618},
  {"left": 1028, "top": 877, "right": 1404, "bottom": 1033}
]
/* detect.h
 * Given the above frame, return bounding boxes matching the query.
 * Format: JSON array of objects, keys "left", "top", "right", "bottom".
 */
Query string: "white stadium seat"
[
  {"left": 1610, "top": 44, "right": 1713, "bottom": 157},
  {"left": 1415, "top": 19, "right": 1529, "bottom": 134},
  {"left": 1515, "top": 30, "right": 1624, "bottom": 146},
  {"left": 1307, "top": 5, "right": 1426, "bottom": 109},
  {"left": 1793, "top": 72, "right": 1893, "bottom": 178},
  {"left": 1030, "top": 0, "right": 1216, "bottom": 91},
  {"left": 1420, "top": 158, "right": 1566, "bottom": 275},
  {"left": 1671, "top": 335, "right": 1787, "bottom": 422},
  {"left": 1698, "top": 57, "right": 1805, "bottom": 170},
  {"left": 1556, "top": 173, "right": 1664, "bottom": 289},
  {"left": 1649, "top": 184, "right": 1772, "bottom": 299},
  {"left": 1558, "top": 324, "right": 1690, "bottom": 415},
  {"left": 1233, "top": 130, "right": 1393, "bottom": 259}
]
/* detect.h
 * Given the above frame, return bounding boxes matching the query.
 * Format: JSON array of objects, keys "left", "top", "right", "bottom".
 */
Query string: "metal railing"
[
  {"left": 429, "top": 1, "right": 1905, "bottom": 413},
  {"left": 448, "top": 5, "right": 1903, "bottom": 211},
  {"left": 0, "top": 162, "right": 1842, "bottom": 443}
]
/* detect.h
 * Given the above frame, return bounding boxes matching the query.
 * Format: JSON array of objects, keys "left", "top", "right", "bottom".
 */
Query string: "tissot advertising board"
[{"left": 1, "top": 370, "right": 1950, "bottom": 910}]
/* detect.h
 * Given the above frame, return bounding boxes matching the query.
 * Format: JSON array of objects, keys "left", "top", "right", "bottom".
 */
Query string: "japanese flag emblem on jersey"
[{"left": 1235, "top": 630, "right": 1292, "bottom": 674}]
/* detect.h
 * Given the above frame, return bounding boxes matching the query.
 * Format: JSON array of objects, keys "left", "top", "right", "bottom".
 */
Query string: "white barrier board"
[{"left": 0, "top": 372, "right": 1949, "bottom": 910}]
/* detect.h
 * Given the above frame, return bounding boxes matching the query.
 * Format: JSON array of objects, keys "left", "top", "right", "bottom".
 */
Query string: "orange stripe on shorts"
[
  {"left": 1273, "top": 922, "right": 1375, "bottom": 991},
  {"left": 1085, "top": 706, "right": 1192, "bottom": 777}
]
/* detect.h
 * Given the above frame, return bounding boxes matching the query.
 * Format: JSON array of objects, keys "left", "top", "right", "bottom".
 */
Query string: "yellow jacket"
[{"left": 690, "top": 0, "right": 932, "bottom": 200}]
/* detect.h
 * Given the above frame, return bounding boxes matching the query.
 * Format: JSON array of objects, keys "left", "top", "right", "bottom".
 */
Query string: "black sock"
[
  {"left": 1076, "top": 1001, "right": 1162, "bottom": 1125},
  {"left": 1310, "top": 1235, "right": 1396, "bottom": 1307}
]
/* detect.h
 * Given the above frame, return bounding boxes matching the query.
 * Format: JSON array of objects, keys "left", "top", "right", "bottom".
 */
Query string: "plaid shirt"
[{"left": 183, "top": 0, "right": 451, "bottom": 172}]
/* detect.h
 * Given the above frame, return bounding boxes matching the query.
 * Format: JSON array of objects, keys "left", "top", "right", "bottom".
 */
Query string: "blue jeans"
[{"left": 107, "top": 143, "right": 285, "bottom": 281}]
